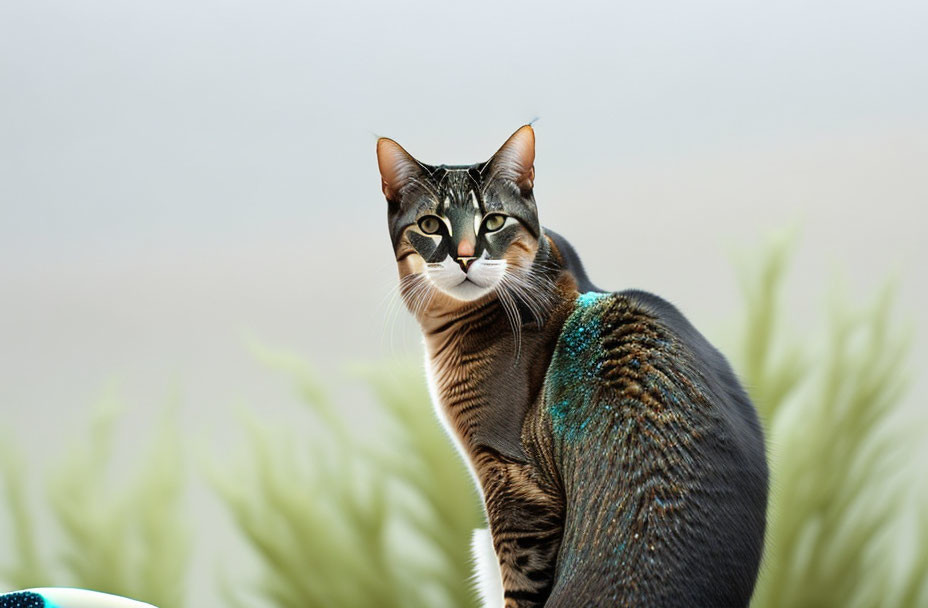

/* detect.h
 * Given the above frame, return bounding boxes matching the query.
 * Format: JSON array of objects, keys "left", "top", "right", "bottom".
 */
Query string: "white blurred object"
[
  {"left": 471, "top": 527, "right": 503, "bottom": 608},
  {"left": 2, "top": 588, "right": 157, "bottom": 607}
]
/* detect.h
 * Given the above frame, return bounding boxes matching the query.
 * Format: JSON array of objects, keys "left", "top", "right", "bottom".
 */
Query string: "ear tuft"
[
  {"left": 377, "top": 138, "right": 422, "bottom": 202},
  {"left": 490, "top": 125, "right": 535, "bottom": 192}
]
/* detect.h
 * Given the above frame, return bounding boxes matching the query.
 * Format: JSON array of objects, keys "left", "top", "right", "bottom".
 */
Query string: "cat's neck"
[{"left": 420, "top": 235, "right": 579, "bottom": 462}]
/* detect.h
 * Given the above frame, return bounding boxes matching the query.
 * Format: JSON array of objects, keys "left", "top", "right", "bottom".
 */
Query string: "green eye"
[
  {"left": 418, "top": 215, "right": 442, "bottom": 234},
  {"left": 483, "top": 214, "right": 506, "bottom": 232}
]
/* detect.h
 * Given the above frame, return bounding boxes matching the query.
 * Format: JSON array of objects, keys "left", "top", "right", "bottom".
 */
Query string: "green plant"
[
  {"left": 0, "top": 439, "right": 51, "bottom": 590},
  {"left": 211, "top": 349, "right": 482, "bottom": 608},
  {"left": 0, "top": 396, "right": 189, "bottom": 608},
  {"left": 739, "top": 239, "right": 927, "bottom": 607}
]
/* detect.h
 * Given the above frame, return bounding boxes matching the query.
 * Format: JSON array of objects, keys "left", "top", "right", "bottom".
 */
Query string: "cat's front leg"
[
  {"left": 479, "top": 458, "right": 564, "bottom": 608},
  {"left": 494, "top": 526, "right": 562, "bottom": 608}
]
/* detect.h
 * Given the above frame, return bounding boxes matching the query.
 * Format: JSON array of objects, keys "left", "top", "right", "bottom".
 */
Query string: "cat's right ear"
[
  {"left": 377, "top": 138, "right": 422, "bottom": 203},
  {"left": 488, "top": 125, "right": 535, "bottom": 192}
]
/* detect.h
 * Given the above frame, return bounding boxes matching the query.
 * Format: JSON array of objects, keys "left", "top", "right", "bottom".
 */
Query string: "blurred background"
[{"left": 1, "top": 0, "right": 926, "bottom": 606}]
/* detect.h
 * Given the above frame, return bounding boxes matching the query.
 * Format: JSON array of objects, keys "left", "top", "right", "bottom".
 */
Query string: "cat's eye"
[
  {"left": 483, "top": 214, "right": 506, "bottom": 232},
  {"left": 418, "top": 215, "right": 442, "bottom": 234}
]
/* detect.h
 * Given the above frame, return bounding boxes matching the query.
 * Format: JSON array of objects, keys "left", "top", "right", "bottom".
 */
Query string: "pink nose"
[
  {"left": 456, "top": 240, "right": 476, "bottom": 272},
  {"left": 457, "top": 240, "right": 475, "bottom": 258}
]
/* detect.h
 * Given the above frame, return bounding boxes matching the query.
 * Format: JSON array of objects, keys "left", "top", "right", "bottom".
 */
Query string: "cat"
[{"left": 377, "top": 125, "right": 768, "bottom": 607}]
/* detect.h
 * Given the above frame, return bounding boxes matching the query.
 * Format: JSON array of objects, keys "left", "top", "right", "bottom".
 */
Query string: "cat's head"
[{"left": 377, "top": 126, "right": 545, "bottom": 317}]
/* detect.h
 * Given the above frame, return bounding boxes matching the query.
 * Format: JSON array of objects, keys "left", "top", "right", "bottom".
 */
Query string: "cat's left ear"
[
  {"left": 377, "top": 137, "right": 423, "bottom": 203},
  {"left": 489, "top": 125, "right": 535, "bottom": 192}
]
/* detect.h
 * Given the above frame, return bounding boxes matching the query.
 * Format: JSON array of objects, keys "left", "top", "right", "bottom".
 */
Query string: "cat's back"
[
  {"left": 541, "top": 289, "right": 768, "bottom": 607},
  {"left": 616, "top": 288, "right": 767, "bottom": 462},
  {"left": 546, "top": 288, "right": 766, "bottom": 478}
]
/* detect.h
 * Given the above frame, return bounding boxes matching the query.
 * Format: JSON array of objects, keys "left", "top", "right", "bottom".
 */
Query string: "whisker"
[
  {"left": 503, "top": 274, "right": 547, "bottom": 328},
  {"left": 379, "top": 282, "right": 403, "bottom": 355},
  {"left": 383, "top": 272, "right": 429, "bottom": 354},
  {"left": 505, "top": 279, "right": 547, "bottom": 327},
  {"left": 496, "top": 284, "right": 522, "bottom": 362},
  {"left": 406, "top": 273, "right": 437, "bottom": 320},
  {"left": 504, "top": 269, "right": 555, "bottom": 326}
]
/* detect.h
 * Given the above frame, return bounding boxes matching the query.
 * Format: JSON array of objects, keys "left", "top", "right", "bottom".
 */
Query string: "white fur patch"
[
  {"left": 471, "top": 528, "right": 504, "bottom": 608},
  {"left": 425, "top": 255, "right": 506, "bottom": 302}
]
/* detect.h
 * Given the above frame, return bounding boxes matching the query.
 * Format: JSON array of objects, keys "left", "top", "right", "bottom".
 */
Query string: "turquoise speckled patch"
[
  {"left": 576, "top": 291, "right": 607, "bottom": 307},
  {"left": 545, "top": 291, "right": 611, "bottom": 442}
]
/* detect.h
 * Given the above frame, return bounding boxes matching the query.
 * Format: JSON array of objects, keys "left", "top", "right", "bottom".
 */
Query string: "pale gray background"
[{"left": 1, "top": 0, "right": 926, "bottom": 604}]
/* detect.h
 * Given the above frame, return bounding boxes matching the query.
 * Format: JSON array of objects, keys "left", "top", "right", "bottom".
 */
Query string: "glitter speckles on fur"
[{"left": 546, "top": 291, "right": 610, "bottom": 442}]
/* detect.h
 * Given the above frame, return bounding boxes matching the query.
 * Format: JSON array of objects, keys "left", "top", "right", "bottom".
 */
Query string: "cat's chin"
[{"left": 440, "top": 279, "right": 497, "bottom": 303}]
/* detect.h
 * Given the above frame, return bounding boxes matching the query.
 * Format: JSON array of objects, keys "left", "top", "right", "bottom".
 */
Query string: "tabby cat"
[{"left": 376, "top": 126, "right": 768, "bottom": 607}]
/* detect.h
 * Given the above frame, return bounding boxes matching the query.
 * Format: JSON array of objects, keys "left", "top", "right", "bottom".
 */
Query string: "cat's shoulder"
[
  {"left": 560, "top": 288, "right": 743, "bottom": 392},
  {"left": 571, "top": 288, "right": 692, "bottom": 334},
  {"left": 561, "top": 288, "right": 685, "bottom": 344},
  {"left": 560, "top": 289, "right": 761, "bottom": 439},
  {"left": 549, "top": 288, "right": 761, "bottom": 446},
  {"left": 566, "top": 289, "right": 716, "bottom": 355}
]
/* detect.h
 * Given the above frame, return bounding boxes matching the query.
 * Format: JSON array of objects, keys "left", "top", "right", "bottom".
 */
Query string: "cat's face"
[{"left": 378, "top": 126, "right": 543, "bottom": 315}]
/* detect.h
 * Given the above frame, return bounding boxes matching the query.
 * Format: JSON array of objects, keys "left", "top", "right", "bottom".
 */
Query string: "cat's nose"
[
  {"left": 456, "top": 240, "right": 476, "bottom": 272},
  {"left": 457, "top": 239, "right": 475, "bottom": 258}
]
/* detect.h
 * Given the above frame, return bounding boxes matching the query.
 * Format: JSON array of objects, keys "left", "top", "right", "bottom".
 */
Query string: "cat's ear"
[
  {"left": 489, "top": 125, "right": 535, "bottom": 192},
  {"left": 377, "top": 137, "right": 423, "bottom": 203}
]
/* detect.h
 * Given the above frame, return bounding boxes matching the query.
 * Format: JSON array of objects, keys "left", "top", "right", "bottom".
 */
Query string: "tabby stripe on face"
[{"left": 395, "top": 249, "right": 419, "bottom": 263}]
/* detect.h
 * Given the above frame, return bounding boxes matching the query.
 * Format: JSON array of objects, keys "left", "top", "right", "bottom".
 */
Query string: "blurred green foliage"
[
  {"left": 1, "top": 241, "right": 925, "bottom": 607},
  {"left": 210, "top": 351, "right": 482, "bottom": 607},
  {"left": 739, "top": 239, "right": 927, "bottom": 608},
  {"left": 0, "top": 395, "right": 189, "bottom": 607}
]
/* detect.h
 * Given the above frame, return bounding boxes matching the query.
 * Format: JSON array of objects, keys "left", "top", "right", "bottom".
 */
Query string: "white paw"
[{"left": 471, "top": 527, "right": 504, "bottom": 608}]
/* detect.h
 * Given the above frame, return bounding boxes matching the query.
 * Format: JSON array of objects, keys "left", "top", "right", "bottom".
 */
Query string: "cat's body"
[{"left": 377, "top": 126, "right": 768, "bottom": 607}]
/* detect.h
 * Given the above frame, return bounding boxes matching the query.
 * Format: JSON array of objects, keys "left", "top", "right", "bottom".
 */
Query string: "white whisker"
[{"left": 496, "top": 285, "right": 523, "bottom": 361}]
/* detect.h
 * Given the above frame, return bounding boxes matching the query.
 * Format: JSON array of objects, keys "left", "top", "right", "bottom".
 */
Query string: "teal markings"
[
  {"left": 576, "top": 291, "right": 607, "bottom": 307},
  {"left": 545, "top": 291, "right": 611, "bottom": 442}
]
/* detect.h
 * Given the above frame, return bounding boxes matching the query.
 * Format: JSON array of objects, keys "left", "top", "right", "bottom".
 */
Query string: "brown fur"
[{"left": 401, "top": 235, "right": 577, "bottom": 607}]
